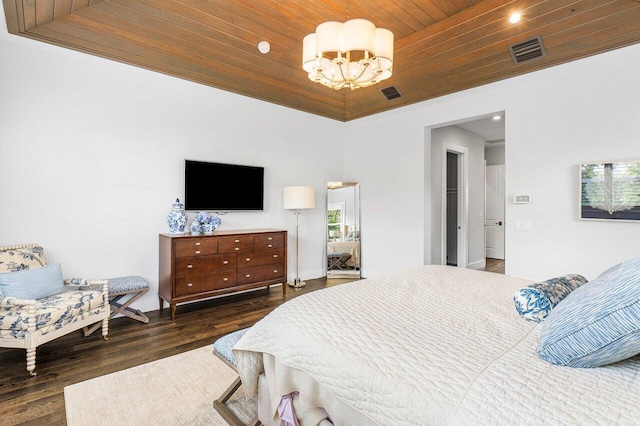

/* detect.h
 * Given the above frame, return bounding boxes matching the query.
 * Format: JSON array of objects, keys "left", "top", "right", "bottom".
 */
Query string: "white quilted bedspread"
[{"left": 234, "top": 265, "right": 640, "bottom": 425}]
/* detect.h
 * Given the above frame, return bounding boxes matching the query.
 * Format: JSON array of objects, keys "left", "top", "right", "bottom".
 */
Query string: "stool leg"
[{"left": 110, "top": 289, "right": 149, "bottom": 323}]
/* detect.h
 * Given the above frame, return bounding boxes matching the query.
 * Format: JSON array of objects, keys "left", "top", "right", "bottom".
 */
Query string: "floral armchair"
[{"left": 0, "top": 244, "right": 109, "bottom": 376}]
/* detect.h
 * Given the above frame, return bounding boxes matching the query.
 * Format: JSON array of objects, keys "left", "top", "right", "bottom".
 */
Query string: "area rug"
[{"left": 64, "top": 345, "right": 256, "bottom": 425}]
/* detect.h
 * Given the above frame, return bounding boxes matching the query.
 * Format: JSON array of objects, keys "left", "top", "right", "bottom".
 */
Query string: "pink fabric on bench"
[{"left": 277, "top": 392, "right": 300, "bottom": 426}]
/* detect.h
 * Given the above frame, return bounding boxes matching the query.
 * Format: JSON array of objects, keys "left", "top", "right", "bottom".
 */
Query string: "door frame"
[{"left": 441, "top": 143, "right": 469, "bottom": 268}]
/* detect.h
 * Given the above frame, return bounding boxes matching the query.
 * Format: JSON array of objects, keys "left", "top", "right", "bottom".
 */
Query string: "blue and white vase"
[
  {"left": 210, "top": 214, "right": 222, "bottom": 230},
  {"left": 190, "top": 220, "right": 202, "bottom": 235},
  {"left": 167, "top": 198, "right": 188, "bottom": 234}
]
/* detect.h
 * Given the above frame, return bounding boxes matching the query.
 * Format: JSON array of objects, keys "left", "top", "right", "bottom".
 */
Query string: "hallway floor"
[{"left": 483, "top": 258, "right": 505, "bottom": 274}]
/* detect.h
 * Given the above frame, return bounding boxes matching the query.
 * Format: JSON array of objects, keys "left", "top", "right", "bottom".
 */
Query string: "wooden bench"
[{"left": 213, "top": 328, "right": 258, "bottom": 426}]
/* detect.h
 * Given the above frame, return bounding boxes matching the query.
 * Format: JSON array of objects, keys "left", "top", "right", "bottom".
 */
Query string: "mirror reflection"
[{"left": 326, "top": 182, "right": 361, "bottom": 278}]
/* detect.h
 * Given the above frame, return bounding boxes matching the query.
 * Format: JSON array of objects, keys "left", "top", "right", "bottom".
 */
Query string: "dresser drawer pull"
[
  {"left": 268, "top": 237, "right": 273, "bottom": 240},
  {"left": 187, "top": 283, "right": 193, "bottom": 287},
  {"left": 273, "top": 269, "right": 278, "bottom": 273},
  {"left": 273, "top": 254, "right": 278, "bottom": 258},
  {"left": 195, "top": 250, "right": 201, "bottom": 254},
  {"left": 187, "top": 264, "right": 193, "bottom": 269},
  {"left": 235, "top": 247, "right": 240, "bottom": 251},
  {"left": 222, "top": 260, "right": 229, "bottom": 265},
  {"left": 245, "top": 258, "right": 251, "bottom": 262},
  {"left": 245, "top": 274, "right": 251, "bottom": 278},
  {"left": 235, "top": 239, "right": 240, "bottom": 243},
  {"left": 195, "top": 242, "right": 201, "bottom": 246},
  {"left": 267, "top": 244, "right": 273, "bottom": 248},
  {"left": 223, "top": 277, "right": 229, "bottom": 282}
]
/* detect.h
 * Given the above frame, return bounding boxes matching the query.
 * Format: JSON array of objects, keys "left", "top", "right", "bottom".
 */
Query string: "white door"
[{"left": 485, "top": 165, "right": 505, "bottom": 259}]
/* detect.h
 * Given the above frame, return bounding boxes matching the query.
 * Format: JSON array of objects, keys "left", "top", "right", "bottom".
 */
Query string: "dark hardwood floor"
[{"left": 0, "top": 261, "right": 507, "bottom": 425}]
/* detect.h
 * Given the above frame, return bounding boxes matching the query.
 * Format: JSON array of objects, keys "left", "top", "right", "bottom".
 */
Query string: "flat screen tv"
[{"left": 184, "top": 160, "right": 264, "bottom": 211}]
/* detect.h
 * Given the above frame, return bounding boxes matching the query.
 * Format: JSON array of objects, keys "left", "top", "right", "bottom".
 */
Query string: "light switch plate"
[{"left": 514, "top": 194, "right": 532, "bottom": 204}]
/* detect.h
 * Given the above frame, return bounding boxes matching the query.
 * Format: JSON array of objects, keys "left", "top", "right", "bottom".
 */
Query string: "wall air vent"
[
  {"left": 380, "top": 85, "right": 403, "bottom": 101},
  {"left": 509, "top": 36, "right": 546, "bottom": 65}
]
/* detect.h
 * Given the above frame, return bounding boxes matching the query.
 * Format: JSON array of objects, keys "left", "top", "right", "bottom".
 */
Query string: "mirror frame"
[{"left": 325, "top": 182, "right": 361, "bottom": 278}]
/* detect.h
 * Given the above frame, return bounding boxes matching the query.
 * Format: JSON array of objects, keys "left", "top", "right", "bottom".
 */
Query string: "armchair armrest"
[
  {"left": 64, "top": 279, "right": 109, "bottom": 304},
  {"left": 64, "top": 278, "right": 102, "bottom": 287},
  {"left": 0, "top": 296, "right": 37, "bottom": 308}
]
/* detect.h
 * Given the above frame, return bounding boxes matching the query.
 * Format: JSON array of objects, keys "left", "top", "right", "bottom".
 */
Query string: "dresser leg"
[
  {"left": 282, "top": 282, "right": 286, "bottom": 296},
  {"left": 159, "top": 296, "right": 164, "bottom": 311},
  {"left": 170, "top": 304, "right": 176, "bottom": 321}
]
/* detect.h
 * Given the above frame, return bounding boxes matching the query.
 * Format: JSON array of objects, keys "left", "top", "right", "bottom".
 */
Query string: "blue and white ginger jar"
[
  {"left": 190, "top": 220, "right": 203, "bottom": 235},
  {"left": 167, "top": 198, "right": 188, "bottom": 234},
  {"left": 210, "top": 214, "right": 222, "bottom": 230}
]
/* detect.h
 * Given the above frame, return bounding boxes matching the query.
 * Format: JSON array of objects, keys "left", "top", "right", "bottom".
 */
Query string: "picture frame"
[{"left": 579, "top": 159, "right": 640, "bottom": 221}]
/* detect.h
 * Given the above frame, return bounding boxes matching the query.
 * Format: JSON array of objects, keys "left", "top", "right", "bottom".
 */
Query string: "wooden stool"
[
  {"left": 213, "top": 328, "right": 258, "bottom": 426},
  {"left": 83, "top": 276, "right": 149, "bottom": 336}
]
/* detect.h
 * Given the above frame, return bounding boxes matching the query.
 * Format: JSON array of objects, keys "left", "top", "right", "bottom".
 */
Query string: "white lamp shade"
[
  {"left": 316, "top": 21, "right": 342, "bottom": 53},
  {"left": 375, "top": 27, "right": 394, "bottom": 61},
  {"left": 302, "top": 33, "right": 317, "bottom": 70},
  {"left": 343, "top": 19, "right": 375, "bottom": 53},
  {"left": 283, "top": 186, "right": 315, "bottom": 210}
]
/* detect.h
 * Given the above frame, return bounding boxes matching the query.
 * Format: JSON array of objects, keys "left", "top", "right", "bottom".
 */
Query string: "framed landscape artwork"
[{"left": 580, "top": 159, "right": 640, "bottom": 221}]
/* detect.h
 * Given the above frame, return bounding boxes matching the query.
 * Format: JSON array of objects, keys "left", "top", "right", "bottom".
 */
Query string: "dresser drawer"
[
  {"left": 237, "top": 249, "right": 285, "bottom": 268},
  {"left": 254, "top": 233, "right": 285, "bottom": 250},
  {"left": 237, "top": 264, "right": 285, "bottom": 285},
  {"left": 218, "top": 235, "right": 254, "bottom": 253},
  {"left": 175, "top": 254, "right": 236, "bottom": 278},
  {"left": 175, "top": 238, "right": 218, "bottom": 258},
  {"left": 175, "top": 272, "right": 237, "bottom": 296}
]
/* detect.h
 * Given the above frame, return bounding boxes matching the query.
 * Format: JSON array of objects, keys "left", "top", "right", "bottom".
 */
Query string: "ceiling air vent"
[
  {"left": 380, "top": 85, "right": 402, "bottom": 101},
  {"left": 509, "top": 36, "right": 546, "bottom": 65}
]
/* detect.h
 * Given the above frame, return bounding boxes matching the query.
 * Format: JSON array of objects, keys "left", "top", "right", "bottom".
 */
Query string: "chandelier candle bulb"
[{"left": 302, "top": 18, "right": 394, "bottom": 90}]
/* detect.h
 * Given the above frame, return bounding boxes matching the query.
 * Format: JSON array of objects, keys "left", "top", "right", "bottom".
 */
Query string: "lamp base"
[{"left": 288, "top": 278, "right": 306, "bottom": 288}]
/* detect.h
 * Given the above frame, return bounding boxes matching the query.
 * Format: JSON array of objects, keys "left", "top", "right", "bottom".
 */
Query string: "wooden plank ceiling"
[{"left": 4, "top": 0, "right": 640, "bottom": 121}]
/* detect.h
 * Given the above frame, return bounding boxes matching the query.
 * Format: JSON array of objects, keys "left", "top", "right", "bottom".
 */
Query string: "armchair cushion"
[
  {"left": 0, "top": 290, "right": 104, "bottom": 338},
  {"left": 0, "top": 264, "right": 66, "bottom": 300},
  {"left": 0, "top": 245, "right": 46, "bottom": 272}
]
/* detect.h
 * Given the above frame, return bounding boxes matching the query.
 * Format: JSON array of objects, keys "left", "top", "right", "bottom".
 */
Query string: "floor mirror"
[{"left": 326, "top": 182, "right": 361, "bottom": 278}]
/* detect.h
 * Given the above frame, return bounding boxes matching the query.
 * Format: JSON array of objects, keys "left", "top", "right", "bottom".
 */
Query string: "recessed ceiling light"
[
  {"left": 509, "top": 13, "right": 521, "bottom": 24},
  {"left": 257, "top": 41, "right": 270, "bottom": 54},
  {"left": 493, "top": 115, "right": 502, "bottom": 121}
]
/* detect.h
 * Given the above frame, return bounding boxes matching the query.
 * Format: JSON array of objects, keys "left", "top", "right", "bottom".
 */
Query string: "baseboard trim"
[{"left": 467, "top": 259, "right": 486, "bottom": 270}]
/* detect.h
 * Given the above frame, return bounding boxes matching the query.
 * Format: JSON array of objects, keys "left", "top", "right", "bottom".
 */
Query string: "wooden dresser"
[{"left": 159, "top": 229, "right": 287, "bottom": 320}]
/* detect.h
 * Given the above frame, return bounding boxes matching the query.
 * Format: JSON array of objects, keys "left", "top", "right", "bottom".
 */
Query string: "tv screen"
[{"left": 184, "top": 160, "right": 264, "bottom": 211}]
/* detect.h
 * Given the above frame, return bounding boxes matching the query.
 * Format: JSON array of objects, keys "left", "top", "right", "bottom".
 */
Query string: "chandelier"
[{"left": 302, "top": 18, "right": 394, "bottom": 90}]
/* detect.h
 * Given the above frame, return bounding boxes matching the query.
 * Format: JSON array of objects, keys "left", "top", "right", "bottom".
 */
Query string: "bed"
[
  {"left": 326, "top": 241, "right": 360, "bottom": 268},
  {"left": 233, "top": 265, "right": 640, "bottom": 425}
]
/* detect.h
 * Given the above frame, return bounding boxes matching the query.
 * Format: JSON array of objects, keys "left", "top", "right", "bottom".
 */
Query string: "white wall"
[
  {"left": 0, "top": 13, "right": 344, "bottom": 313},
  {"left": 345, "top": 43, "right": 640, "bottom": 281},
  {"left": 485, "top": 145, "right": 505, "bottom": 166}
]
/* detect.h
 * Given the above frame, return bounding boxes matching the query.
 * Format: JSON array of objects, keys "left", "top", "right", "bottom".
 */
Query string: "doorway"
[
  {"left": 442, "top": 144, "right": 468, "bottom": 268},
  {"left": 428, "top": 112, "right": 505, "bottom": 273}
]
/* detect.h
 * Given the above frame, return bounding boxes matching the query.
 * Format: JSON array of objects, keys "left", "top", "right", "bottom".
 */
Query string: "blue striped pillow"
[{"left": 537, "top": 254, "right": 640, "bottom": 367}]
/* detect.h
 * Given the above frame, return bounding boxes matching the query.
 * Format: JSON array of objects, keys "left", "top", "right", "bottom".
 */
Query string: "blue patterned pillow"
[
  {"left": 537, "top": 253, "right": 640, "bottom": 367},
  {"left": 0, "top": 263, "right": 66, "bottom": 300},
  {"left": 513, "top": 274, "right": 587, "bottom": 323}
]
